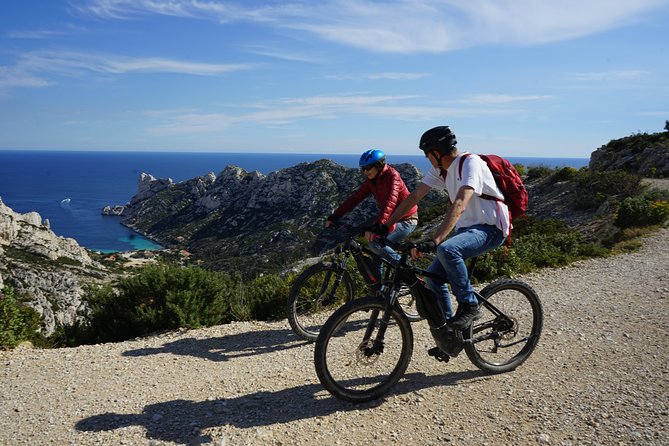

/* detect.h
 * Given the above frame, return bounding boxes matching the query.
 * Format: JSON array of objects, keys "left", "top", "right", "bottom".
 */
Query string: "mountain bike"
[
  {"left": 286, "top": 224, "right": 422, "bottom": 342},
  {"left": 314, "top": 236, "right": 543, "bottom": 403}
]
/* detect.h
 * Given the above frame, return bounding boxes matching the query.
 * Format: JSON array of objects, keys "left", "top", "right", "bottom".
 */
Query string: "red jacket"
[{"left": 333, "top": 164, "right": 418, "bottom": 225}]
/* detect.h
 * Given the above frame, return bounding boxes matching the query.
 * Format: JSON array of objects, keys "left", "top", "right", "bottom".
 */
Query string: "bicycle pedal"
[{"left": 427, "top": 347, "right": 450, "bottom": 363}]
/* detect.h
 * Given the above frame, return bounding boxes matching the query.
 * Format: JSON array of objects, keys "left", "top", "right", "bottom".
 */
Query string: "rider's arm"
[
  {"left": 385, "top": 182, "right": 432, "bottom": 228},
  {"left": 432, "top": 185, "right": 474, "bottom": 244},
  {"left": 327, "top": 181, "right": 372, "bottom": 226}
]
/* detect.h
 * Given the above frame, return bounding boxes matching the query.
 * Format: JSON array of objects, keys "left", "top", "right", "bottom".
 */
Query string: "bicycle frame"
[
  {"left": 323, "top": 225, "right": 401, "bottom": 290},
  {"left": 356, "top": 239, "right": 516, "bottom": 358}
]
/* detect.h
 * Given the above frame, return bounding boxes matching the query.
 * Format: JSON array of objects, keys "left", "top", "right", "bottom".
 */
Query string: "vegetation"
[
  {"left": 0, "top": 287, "right": 44, "bottom": 350},
  {"left": 55, "top": 263, "right": 295, "bottom": 346}
]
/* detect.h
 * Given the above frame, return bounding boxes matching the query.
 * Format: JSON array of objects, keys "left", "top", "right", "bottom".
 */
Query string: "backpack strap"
[{"left": 458, "top": 153, "right": 504, "bottom": 204}]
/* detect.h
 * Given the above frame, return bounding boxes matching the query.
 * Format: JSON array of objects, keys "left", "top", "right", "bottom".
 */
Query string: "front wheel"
[
  {"left": 464, "top": 279, "right": 543, "bottom": 373},
  {"left": 314, "top": 296, "right": 413, "bottom": 403},
  {"left": 286, "top": 263, "right": 354, "bottom": 342}
]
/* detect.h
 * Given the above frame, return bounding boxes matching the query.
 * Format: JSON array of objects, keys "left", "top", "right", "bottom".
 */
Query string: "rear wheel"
[
  {"left": 464, "top": 279, "right": 543, "bottom": 373},
  {"left": 286, "top": 263, "right": 354, "bottom": 342},
  {"left": 314, "top": 296, "right": 413, "bottom": 403}
]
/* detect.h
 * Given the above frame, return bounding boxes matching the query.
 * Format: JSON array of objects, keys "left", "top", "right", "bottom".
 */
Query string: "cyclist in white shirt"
[{"left": 376, "top": 126, "right": 508, "bottom": 330}]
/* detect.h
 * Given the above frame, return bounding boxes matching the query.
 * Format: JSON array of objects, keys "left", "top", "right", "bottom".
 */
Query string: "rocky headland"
[
  {"left": 103, "top": 160, "right": 447, "bottom": 274},
  {"left": 0, "top": 198, "right": 105, "bottom": 336}
]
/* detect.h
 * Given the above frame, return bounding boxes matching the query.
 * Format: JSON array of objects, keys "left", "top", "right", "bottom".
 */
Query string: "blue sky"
[{"left": 1, "top": 0, "right": 668, "bottom": 157}]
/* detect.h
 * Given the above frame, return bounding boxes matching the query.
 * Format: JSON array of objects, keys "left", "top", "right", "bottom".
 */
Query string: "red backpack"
[{"left": 458, "top": 153, "right": 528, "bottom": 223}]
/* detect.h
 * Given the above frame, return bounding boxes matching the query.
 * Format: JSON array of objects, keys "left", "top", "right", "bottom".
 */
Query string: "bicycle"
[
  {"left": 286, "top": 224, "right": 422, "bottom": 342},
  {"left": 314, "top": 236, "right": 543, "bottom": 403}
]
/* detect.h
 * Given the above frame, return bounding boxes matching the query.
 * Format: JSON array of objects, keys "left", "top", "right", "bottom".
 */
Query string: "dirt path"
[{"left": 2, "top": 229, "right": 668, "bottom": 446}]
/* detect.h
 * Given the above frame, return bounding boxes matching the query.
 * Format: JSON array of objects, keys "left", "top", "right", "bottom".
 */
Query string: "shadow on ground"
[
  {"left": 122, "top": 327, "right": 308, "bottom": 362},
  {"left": 77, "top": 369, "right": 486, "bottom": 445}
]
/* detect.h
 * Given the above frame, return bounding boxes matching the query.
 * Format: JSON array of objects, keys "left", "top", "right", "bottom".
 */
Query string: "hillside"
[{"left": 1, "top": 227, "right": 667, "bottom": 445}]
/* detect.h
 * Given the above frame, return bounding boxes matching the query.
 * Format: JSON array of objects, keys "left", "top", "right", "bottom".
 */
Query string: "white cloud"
[
  {"left": 460, "top": 94, "right": 554, "bottom": 105},
  {"left": 74, "top": 0, "right": 669, "bottom": 53},
  {"left": 18, "top": 50, "right": 251, "bottom": 76},
  {"left": 0, "top": 50, "right": 252, "bottom": 94},
  {"left": 145, "top": 92, "right": 525, "bottom": 135},
  {"left": 565, "top": 70, "right": 649, "bottom": 82},
  {"left": 327, "top": 72, "right": 430, "bottom": 81}
]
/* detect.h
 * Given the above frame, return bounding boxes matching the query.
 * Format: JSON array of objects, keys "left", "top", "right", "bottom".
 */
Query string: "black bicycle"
[
  {"left": 314, "top": 236, "right": 543, "bottom": 403},
  {"left": 286, "top": 224, "right": 422, "bottom": 342}
]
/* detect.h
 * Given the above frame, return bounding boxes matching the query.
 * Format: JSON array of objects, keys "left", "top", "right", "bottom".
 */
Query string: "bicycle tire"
[
  {"left": 464, "top": 278, "right": 543, "bottom": 373},
  {"left": 286, "top": 263, "right": 354, "bottom": 342},
  {"left": 314, "top": 296, "right": 414, "bottom": 403},
  {"left": 396, "top": 288, "right": 422, "bottom": 322}
]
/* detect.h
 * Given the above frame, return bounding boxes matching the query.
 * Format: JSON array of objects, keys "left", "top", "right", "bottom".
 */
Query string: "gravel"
[{"left": 2, "top": 228, "right": 668, "bottom": 446}]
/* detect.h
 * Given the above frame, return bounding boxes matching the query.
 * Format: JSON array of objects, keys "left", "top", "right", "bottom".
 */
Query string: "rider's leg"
[
  {"left": 435, "top": 224, "right": 505, "bottom": 327},
  {"left": 425, "top": 259, "right": 453, "bottom": 320}
]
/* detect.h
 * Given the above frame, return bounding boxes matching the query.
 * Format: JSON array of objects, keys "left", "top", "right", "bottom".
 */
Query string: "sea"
[{"left": 0, "top": 150, "right": 588, "bottom": 253}]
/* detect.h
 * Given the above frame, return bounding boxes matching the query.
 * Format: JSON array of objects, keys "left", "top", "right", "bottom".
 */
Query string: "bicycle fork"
[{"left": 359, "top": 299, "right": 396, "bottom": 357}]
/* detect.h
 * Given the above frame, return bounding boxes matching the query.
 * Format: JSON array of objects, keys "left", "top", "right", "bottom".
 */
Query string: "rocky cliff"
[
  {"left": 106, "top": 160, "right": 445, "bottom": 274},
  {"left": 589, "top": 131, "right": 669, "bottom": 177},
  {"left": 0, "top": 198, "right": 106, "bottom": 336}
]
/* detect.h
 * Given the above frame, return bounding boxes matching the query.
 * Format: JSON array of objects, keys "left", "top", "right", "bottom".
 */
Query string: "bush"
[
  {"left": 526, "top": 165, "right": 553, "bottom": 180},
  {"left": 473, "top": 218, "right": 609, "bottom": 279},
  {"left": 551, "top": 166, "right": 579, "bottom": 183},
  {"left": 69, "top": 263, "right": 239, "bottom": 344},
  {"left": 616, "top": 197, "right": 669, "bottom": 228},
  {"left": 0, "top": 287, "right": 43, "bottom": 349},
  {"left": 574, "top": 170, "right": 642, "bottom": 210}
]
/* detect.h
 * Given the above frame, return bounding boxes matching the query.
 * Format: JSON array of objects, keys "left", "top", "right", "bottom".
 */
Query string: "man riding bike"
[{"left": 372, "top": 126, "right": 510, "bottom": 331}]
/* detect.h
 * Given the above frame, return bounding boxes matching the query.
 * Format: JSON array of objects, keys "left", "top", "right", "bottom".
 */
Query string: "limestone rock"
[{"left": 0, "top": 197, "right": 105, "bottom": 336}]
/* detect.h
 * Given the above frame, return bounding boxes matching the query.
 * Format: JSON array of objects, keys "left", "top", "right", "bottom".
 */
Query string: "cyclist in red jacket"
[{"left": 326, "top": 149, "right": 418, "bottom": 278}]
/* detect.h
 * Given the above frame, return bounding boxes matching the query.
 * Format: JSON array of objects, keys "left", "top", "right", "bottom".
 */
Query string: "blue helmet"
[{"left": 359, "top": 149, "right": 385, "bottom": 168}]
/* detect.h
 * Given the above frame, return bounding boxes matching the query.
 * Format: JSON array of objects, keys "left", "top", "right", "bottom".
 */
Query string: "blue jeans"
[
  {"left": 368, "top": 219, "right": 417, "bottom": 279},
  {"left": 425, "top": 224, "right": 505, "bottom": 319}
]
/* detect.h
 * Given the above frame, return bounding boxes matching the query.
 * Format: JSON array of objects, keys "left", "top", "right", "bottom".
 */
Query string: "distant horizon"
[{"left": 0, "top": 148, "right": 592, "bottom": 159}]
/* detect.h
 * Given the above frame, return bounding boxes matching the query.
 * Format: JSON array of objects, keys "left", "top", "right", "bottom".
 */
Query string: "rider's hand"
[
  {"left": 325, "top": 214, "right": 339, "bottom": 228},
  {"left": 364, "top": 231, "right": 376, "bottom": 242},
  {"left": 367, "top": 223, "right": 389, "bottom": 237}
]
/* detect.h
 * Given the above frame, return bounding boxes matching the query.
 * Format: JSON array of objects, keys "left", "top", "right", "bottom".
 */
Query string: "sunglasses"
[{"left": 361, "top": 165, "right": 377, "bottom": 173}]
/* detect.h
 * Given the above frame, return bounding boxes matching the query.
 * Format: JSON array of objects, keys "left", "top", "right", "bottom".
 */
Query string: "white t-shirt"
[{"left": 422, "top": 153, "right": 511, "bottom": 237}]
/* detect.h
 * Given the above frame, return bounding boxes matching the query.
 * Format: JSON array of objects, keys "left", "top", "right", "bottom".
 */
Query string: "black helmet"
[{"left": 419, "top": 126, "right": 457, "bottom": 154}]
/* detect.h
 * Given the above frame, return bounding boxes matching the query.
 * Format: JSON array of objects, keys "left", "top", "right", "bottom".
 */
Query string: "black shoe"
[
  {"left": 427, "top": 346, "right": 450, "bottom": 362},
  {"left": 448, "top": 303, "right": 481, "bottom": 330}
]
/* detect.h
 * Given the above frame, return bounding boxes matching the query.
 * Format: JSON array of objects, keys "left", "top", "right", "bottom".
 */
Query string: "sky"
[{"left": 1, "top": 0, "right": 668, "bottom": 158}]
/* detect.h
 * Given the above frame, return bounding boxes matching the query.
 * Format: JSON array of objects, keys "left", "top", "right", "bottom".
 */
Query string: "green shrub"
[
  {"left": 526, "top": 165, "right": 553, "bottom": 180},
  {"left": 473, "top": 218, "right": 608, "bottom": 278},
  {"left": 616, "top": 197, "right": 669, "bottom": 228},
  {"left": 574, "top": 170, "right": 642, "bottom": 209},
  {"left": 551, "top": 166, "right": 579, "bottom": 183},
  {"left": 0, "top": 287, "right": 43, "bottom": 349},
  {"left": 70, "top": 263, "right": 238, "bottom": 344},
  {"left": 244, "top": 274, "right": 292, "bottom": 321}
]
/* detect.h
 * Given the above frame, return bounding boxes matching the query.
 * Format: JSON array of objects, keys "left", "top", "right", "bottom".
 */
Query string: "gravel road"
[{"left": 2, "top": 228, "right": 668, "bottom": 446}]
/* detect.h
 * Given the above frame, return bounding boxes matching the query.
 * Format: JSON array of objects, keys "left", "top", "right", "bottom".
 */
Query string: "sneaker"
[
  {"left": 427, "top": 346, "right": 449, "bottom": 362},
  {"left": 448, "top": 303, "right": 481, "bottom": 330}
]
